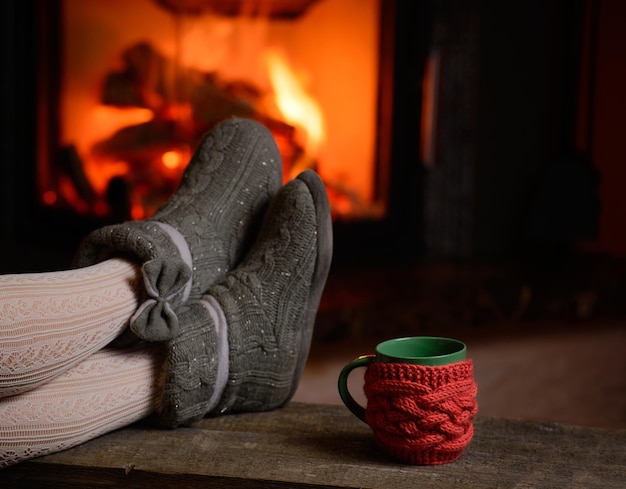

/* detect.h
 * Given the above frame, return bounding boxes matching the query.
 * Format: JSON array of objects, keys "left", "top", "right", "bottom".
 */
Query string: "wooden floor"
[{"left": 5, "top": 403, "right": 626, "bottom": 488}]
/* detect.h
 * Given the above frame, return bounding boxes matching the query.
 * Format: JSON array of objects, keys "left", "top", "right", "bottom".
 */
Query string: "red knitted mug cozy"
[{"left": 363, "top": 359, "right": 478, "bottom": 465}]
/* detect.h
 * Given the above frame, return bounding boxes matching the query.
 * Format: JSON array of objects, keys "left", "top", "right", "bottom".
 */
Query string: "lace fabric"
[
  {"left": 0, "top": 259, "right": 141, "bottom": 398},
  {"left": 0, "top": 344, "right": 163, "bottom": 469}
]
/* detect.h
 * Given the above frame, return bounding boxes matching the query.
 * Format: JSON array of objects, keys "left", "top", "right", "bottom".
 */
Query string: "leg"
[
  {"left": 0, "top": 343, "right": 164, "bottom": 469},
  {"left": 1, "top": 118, "right": 281, "bottom": 397},
  {"left": 0, "top": 170, "right": 332, "bottom": 468},
  {"left": 0, "top": 119, "right": 288, "bottom": 468},
  {"left": 0, "top": 258, "right": 141, "bottom": 397}
]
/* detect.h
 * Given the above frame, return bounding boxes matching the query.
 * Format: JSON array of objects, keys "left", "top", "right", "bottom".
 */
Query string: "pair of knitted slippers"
[{"left": 73, "top": 118, "right": 333, "bottom": 427}]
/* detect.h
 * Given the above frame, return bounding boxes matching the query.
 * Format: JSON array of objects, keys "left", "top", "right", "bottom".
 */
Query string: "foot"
[
  {"left": 73, "top": 118, "right": 282, "bottom": 341},
  {"left": 157, "top": 170, "right": 332, "bottom": 426}
]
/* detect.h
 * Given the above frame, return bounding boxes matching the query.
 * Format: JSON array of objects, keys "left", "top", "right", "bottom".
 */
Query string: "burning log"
[
  {"left": 98, "top": 41, "right": 296, "bottom": 158},
  {"left": 101, "top": 42, "right": 170, "bottom": 110},
  {"left": 92, "top": 40, "right": 299, "bottom": 219}
]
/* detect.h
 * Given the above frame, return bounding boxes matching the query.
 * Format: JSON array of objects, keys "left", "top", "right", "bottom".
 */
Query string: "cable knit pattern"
[
  {"left": 364, "top": 360, "right": 478, "bottom": 465},
  {"left": 211, "top": 171, "right": 332, "bottom": 415},
  {"left": 157, "top": 301, "right": 221, "bottom": 427},
  {"left": 157, "top": 171, "right": 332, "bottom": 425},
  {"left": 73, "top": 118, "right": 282, "bottom": 342}
]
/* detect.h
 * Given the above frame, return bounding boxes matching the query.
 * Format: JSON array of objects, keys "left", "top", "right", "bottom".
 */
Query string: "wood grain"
[{"left": 4, "top": 403, "right": 625, "bottom": 488}]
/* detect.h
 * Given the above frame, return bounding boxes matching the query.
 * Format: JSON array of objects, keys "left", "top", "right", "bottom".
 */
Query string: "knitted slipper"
[
  {"left": 73, "top": 118, "right": 282, "bottom": 342},
  {"left": 157, "top": 170, "right": 333, "bottom": 427}
]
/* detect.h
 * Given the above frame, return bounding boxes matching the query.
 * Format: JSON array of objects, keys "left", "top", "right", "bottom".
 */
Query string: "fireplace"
[
  {"left": 1, "top": 0, "right": 433, "bottom": 270},
  {"left": 46, "top": 0, "right": 387, "bottom": 222},
  {"left": 2, "top": 1, "right": 591, "bottom": 272}
]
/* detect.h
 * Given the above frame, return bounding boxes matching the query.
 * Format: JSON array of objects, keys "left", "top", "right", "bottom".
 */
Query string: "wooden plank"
[{"left": 4, "top": 403, "right": 626, "bottom": 488}]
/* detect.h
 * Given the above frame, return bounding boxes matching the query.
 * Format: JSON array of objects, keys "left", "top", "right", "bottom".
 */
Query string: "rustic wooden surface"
[{"left": 4, "top": 402, "right": 626, "bottom": 488}]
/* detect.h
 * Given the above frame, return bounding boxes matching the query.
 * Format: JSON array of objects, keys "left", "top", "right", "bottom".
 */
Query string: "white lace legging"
[{"left": 0, "top": 258, "right": 164, "bottom": 469}]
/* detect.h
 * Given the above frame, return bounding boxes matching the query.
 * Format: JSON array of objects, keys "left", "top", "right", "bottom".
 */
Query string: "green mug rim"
[{"left": 375, "top": 336, "right": 466, "bottom": 366}]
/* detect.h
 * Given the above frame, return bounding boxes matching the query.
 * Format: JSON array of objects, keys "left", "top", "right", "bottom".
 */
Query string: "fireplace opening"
[
  {"left": 3, "top": 0, "right": 430, "bottom": 270},
  {"left": 41, "top": 0, "right": 387, "bottom": 225}
]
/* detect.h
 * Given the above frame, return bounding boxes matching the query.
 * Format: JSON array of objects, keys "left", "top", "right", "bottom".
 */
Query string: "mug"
[{"left": 338, "top": 336, "right": 477, "bottom": 465}]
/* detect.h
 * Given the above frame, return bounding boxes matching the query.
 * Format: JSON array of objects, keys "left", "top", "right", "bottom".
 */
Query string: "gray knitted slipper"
[
  {"left": 73, "top": 118, "right": 282, "bottom": 342},
  {"left": 157, "top": 170, "right": 333, "bottom": 427}
]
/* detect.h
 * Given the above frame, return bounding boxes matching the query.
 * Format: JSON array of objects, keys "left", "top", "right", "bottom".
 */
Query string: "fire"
[
  {"left": 162, "top": 150, "right": 183, "bottom": 170},
  {"left": 266, "top": 50, "right": 325, "bottom": 157},
  {"left": 52, "top": 0, "right": 381, "bottom": 221},
  {"left": 80, "top": 106, "right": 152, "bottom": 195}
]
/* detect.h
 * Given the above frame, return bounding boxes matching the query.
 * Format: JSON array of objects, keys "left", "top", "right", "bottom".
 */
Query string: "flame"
[
  {"left": 162, "top": 150, "right": 183, "bottom": 170},
  {"left": 131, "top": 203, "right": 145, "bottom": 220},
  {"left": 80, "top": 106, "right": 153, "bottom": 195},
  {"left": 266, "top": 50, "right": 325, "bottom": 155},
  {"left": 83, "top": 159, "right": 130, "bottom": 195}
]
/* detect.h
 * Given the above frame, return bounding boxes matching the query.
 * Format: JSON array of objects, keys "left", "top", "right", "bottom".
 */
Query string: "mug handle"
[{"left": 337, "top": 354, "right": 375, "bottom": 422}]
